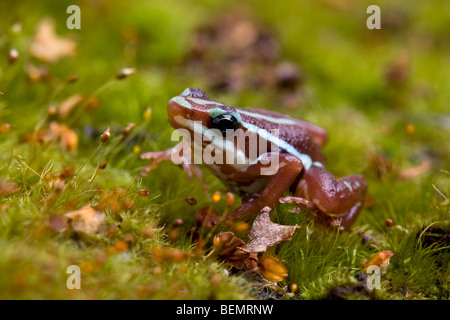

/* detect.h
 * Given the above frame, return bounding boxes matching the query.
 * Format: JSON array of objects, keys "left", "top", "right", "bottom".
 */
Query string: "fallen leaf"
[
  {"left": 195, "top": 206, "right": 218, "bottom": 228},
  {"left": 64, "top": 205, "right": 105, "bottom": 235},
  {"left": 48, "top": 121, "right": 78, "bottom": 150},
  {"left": 363, "top": 250, "right": 395, "bottom": 274},
  {"left": 47, "top": 215, "right": 69, "bottom": 232},
  {"left": 0, "top": 181, "right": 19, "bottom": 196},
  {"left": 58, "top": 94, "right": 83, "bottom": 119},
  {"left": 60, "top": 125, "right": 78, "bottom": 150},
  {"left": 245, "top": 206, "right": 298, "bottom": 253},
  {"left": 213, "top": 232, "right": 250, "bottom": 269},
  {"left": 257, "top": 255, "right": 288, "bottom": 282},
  {"left": 398, "top": 158, "right": 432, "bottom": 180},
  {"left": 30, "top": 19, "right": 77, "bottom": 62},
  {"left": 245, "top": 252, "right": 258, "bottom": 270},
  {"left": 24, "top": 63, "right": 49, "bottom": 82}
]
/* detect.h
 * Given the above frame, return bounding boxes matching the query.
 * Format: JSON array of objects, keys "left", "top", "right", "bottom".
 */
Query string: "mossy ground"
[{"left": 0, "top": 0, "right": 449, "bottom": 299}]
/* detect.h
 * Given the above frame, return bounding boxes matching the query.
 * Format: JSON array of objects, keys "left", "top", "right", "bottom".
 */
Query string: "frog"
[{"left": 141, "top": 88, "right": 367, "bottom": 231}]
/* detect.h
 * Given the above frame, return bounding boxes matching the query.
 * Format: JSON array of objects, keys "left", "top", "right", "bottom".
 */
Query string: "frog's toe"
[
  {"left": 279, "top": 196, "right": 316, "bottom": 209},
  {"left": 140, "top": 149, "right": 172, "bottom": 176}
]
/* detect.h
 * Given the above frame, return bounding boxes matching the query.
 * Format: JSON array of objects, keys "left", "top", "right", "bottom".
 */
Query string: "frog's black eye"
[{"left": 211, "top": 114, "right": 239, "bottom": 136}]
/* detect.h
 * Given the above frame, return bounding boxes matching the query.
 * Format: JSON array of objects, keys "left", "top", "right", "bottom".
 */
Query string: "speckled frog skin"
[{"left": 141, "top": 88, "right": 367, "bottom": 230}]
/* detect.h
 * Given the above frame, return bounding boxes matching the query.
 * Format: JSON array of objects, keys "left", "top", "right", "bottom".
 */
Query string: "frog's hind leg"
[{"left": 294, "top": 164, "right": 367, "bottom": 231}]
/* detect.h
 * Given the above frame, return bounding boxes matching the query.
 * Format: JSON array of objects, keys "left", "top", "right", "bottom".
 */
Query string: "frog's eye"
[{"left": 211, "top": 114, "right": 240, "bottom": 136}]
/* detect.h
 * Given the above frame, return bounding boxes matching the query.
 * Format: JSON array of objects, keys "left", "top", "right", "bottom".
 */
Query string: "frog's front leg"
[
  {"left": 294, "top": 165, "right": 367, "bottom": 230},
  {"left": 140, "top": 140, "right": 204, "bottom": 185},
  {"left": 224, "top": 153, "right": 304, "bottom": 221}
]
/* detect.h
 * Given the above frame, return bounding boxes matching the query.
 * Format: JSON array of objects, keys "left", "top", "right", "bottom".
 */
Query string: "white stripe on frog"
[{"left": 171, "top": 96, "right": 322, "bottom": 171}]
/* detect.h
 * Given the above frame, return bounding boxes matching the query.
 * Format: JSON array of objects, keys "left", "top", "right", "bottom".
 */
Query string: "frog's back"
[
  {"left": 239, "top": 107, "right": 328, "bottom": 147},
  {"left": 237, "top": 108, "right": 326, "bottom": 165}
]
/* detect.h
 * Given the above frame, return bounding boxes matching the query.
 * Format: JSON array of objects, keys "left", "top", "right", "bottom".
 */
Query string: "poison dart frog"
[{"left": 141, "top": 88, "right": 367, "bottom": 230}]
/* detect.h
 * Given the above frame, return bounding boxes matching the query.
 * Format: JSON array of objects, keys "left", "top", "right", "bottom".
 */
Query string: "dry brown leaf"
[
  {"left": 363, "top": 250, "right": 395, "bottom": 274},
  {"left": 64, "top": 205, "right": 105, "bottom": 235},
  {"left": 213, "top": 232, "right": 250, "bottom": 269},
  {"left": 245, "top": 206, "right": 299, "bottom": 253},
  {"left": 30, "top": 20, "right": 77, "bottom": 62},
  {"left": 398, "top": 158, "right": 432, "bottom": 180},
  {"left": 195, "top": 206, "right": 218, "bottom": 228},
  {"left": 47, "top": 215, "right": 69, "bottom": 232},
  {"left": 24, "top": 63, "right": 49, "bottom": 82},
  {"left": 48, "top": 121, "right": 78, "bottom": 150},
  {"left": 59, "top": 94, "right": 83, "bottom": 119},
  {"left": 60, "top": 126, "right": 78, "bottom": 151},
  {"left": 245, "top": 252, "right": 258, "bottom": 270},
  {"left": 0, "top": 181, "right": 19, "bottom": 196}
]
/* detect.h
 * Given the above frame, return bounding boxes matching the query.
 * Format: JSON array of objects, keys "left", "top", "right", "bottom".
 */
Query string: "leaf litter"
[{"left": 212, "top": 206, "right": 298, "bottom": 282}]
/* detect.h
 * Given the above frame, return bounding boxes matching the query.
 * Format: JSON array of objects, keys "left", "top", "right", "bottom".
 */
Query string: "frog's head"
[
  {"left": 167, "top": 88, "right": 242, "bottom": 136},
  {"left": 167, "top": 88, "right": 278, "bottom": 174}
]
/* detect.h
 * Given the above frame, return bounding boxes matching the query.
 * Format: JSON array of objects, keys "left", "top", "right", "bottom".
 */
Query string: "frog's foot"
[
  {"left": 140, "top": 147, "right": 206, "bottom": 189},
  {"left": 140, "top": 149, "right": 172, "bottom": 176},
  {"left": 279, "top": 196, "right": 316, "bottom": 210},
  {"left": 312, "top": 201, "right": 364, "bottom": 231},
  {"left": 294, "top": 164, "right": 367, "bottom": 231}
]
